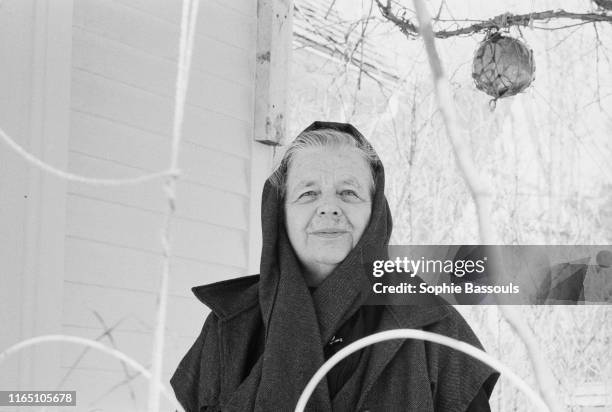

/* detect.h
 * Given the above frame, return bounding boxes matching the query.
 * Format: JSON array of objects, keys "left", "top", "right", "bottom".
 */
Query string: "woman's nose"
[{"left": 316, "top": 201, "right": 342, "bottom": 217}]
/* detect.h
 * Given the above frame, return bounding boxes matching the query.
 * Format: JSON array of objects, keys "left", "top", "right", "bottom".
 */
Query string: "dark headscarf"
[{"left": 253, "top": 121, "right": 392, "bottom": 410}]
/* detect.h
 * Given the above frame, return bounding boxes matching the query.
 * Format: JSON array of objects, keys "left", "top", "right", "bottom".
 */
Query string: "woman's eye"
[
  {"left": 298, "top": 191, "right": 317, "bottom": 199},
  {"left": 340, "top": 190, "right": 358, "bottom": 198}
]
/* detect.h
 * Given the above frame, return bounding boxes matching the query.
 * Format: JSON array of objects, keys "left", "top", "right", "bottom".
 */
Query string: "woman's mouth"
[{"left": 310, "top": 229, "right": 349, "bottom": 238}]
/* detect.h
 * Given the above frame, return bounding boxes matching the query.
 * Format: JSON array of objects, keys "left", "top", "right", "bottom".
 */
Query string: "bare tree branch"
[
  {"left": 377, "top": 1, "right": 612, "bottom": 39},
  {"left": 411, "top": 0, "right": 564, "bottom": 410},
  {"left": 56, "top": 314, "right": 127, "bottom": 389},
  {"left": 324, "top": 0, "right": 337, "bottom": 19},
  {"left": 294, "top": 3, "right": 398, "bottom": 88}
]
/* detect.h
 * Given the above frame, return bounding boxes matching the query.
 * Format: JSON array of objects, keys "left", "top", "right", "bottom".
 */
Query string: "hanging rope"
[
  {"left": 0, "top": 126, "right": 180, "bottom": 186},
  {"left": 147, "top": 0, "right": 200, "bottom": 411},
  {"left": 0, "top": 335, "right": 183, "bottom": 411}
]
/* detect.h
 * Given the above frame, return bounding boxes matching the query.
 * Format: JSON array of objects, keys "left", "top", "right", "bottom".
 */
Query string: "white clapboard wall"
[{"left": 61, "top": 0, "right": 263, "bottom": 410}]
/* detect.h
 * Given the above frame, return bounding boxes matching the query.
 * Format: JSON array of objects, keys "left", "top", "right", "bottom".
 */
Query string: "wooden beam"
[{"left": 253, "top": 0, "right": 294, "bottom": 145}]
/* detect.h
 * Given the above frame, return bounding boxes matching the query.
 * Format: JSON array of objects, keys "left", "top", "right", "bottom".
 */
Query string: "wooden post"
[
  {"left": 246, "top": 0, "right": 292, "bottom": 271},
  {"left": 253, "top": 0, "right": 293, "bottom": 145}
]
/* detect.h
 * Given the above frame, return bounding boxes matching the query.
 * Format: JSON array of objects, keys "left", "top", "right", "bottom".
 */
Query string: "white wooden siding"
[
  {"left": 71, "top": 71, "right": 252, "bottom": 156},
  {"left": 62, "top": 283, "right": 204, "bottom": 337},
  {"left": 0, "top": 0, "right": 73, "bottom": 397},
  {"left": 64, "top": 0, "right": 259, "bottom": 409},
  {"left": 69, "top": 111, "right": 251, "bottom": 195},
  {"left": 64, "top": 237, "right": 243, "bottom": 295}
]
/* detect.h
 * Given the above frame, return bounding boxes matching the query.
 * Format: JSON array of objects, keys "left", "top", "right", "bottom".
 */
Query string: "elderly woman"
[{"left": 171, "top": 122, "right": 498, "bottom": 411}]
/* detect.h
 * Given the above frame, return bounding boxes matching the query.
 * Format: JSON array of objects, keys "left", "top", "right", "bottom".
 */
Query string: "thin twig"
[
  {"left": 91, "top": 311, "right": 138, "bottom": 403},
  {"left": 324, "top": 0, "right": 337, "bottom": 19},
  {"left": 294, "top": 3, "right": 398, "bottom": 87},
  {"left": 89, "top": 363, "right": 152, "bottom": 407},
  {"left": 56, "top": 314, "right": 127, "bottom": 389}
]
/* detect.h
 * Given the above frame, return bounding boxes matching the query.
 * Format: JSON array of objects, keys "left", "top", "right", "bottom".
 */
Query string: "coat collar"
[
  {"left": 191, "top": 274, "right": 260, "bottom": 320},
  {"left": 192, "top": 274, "right": 450, "bottom": 327}
]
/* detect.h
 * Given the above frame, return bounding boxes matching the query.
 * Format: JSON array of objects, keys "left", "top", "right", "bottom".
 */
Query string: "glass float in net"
[{"left": 472, "top": 32, "right": 536, "bottom": 101}]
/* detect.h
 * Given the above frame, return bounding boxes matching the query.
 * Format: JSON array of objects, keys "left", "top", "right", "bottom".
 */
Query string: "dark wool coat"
[
  {"left": 171, "top": 122, "right": 498, "bottom": 411},
  {"left": 171, "top": 278, "right": 497, "bottom": 411}
]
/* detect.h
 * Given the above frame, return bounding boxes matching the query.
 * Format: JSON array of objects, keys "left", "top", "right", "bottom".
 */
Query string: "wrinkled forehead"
[{"left": 286, "top": 147, "right": 372, "bottom": 189}]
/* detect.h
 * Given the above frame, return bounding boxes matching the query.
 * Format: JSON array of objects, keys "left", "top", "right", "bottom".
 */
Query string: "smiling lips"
[{"left": 310, "top": 229, "right": 349, "bottom": 238}]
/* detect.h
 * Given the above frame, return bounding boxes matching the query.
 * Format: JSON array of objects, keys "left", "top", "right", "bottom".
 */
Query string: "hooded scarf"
[{"left": 252, "top": 121, "right": 392, "bottom": 411}]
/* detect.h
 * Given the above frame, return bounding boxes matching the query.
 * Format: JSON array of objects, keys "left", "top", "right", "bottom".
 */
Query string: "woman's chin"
[{"left": 311, "top": 248, "right": 352, "bottom": 267}]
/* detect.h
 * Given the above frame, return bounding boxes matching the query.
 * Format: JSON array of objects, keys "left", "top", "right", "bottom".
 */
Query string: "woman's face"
[{"left": 284, "top": 146, "right": 372, "bottom": 281}]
